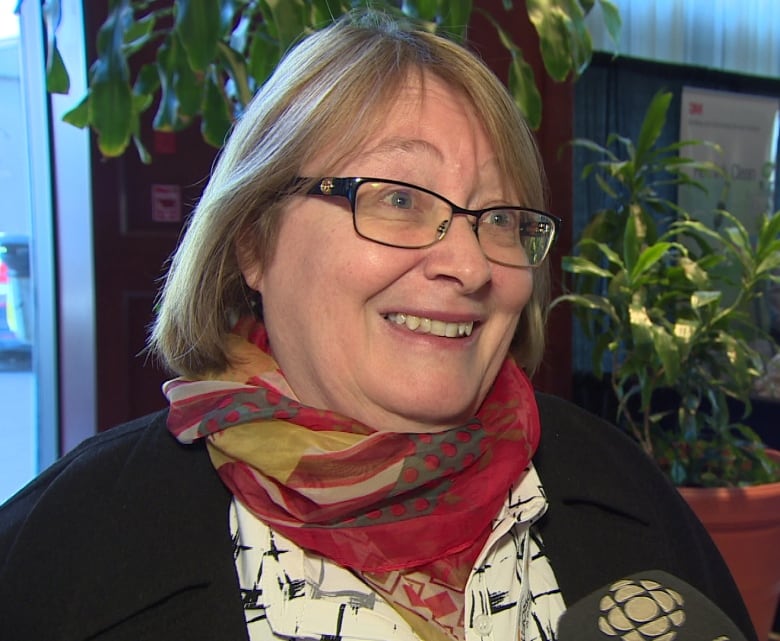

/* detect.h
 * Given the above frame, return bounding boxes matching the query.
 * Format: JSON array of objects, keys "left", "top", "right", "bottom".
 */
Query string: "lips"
[{"left": 385, "top": 312, "right": 474, "bottom": 337}]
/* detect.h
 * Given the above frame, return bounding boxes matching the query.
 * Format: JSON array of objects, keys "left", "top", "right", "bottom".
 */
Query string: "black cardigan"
[{"left": 0, "top": 394, "right": 756, "bottom": 641}]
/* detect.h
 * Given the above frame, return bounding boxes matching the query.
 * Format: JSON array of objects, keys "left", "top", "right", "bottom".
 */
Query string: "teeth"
[{"left": 386, "top": 313, "right": 474, "bottom": 337}]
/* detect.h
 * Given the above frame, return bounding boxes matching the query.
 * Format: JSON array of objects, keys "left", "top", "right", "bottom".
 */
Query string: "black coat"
[{"left": 0, "top": 394, "right": 756, "bottom": 641}]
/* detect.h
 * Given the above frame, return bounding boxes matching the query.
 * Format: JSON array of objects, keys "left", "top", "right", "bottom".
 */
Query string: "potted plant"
[
  {"left": 553, "top": 89, "right": 780, "bottom": 638},
  {"left": 32, "top": 0, "right": 620, "bottom": 161}
]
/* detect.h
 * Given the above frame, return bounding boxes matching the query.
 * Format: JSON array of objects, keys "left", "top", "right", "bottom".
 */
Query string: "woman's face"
[{"left": 244, "top": 72, "right": 534, "bottom": 432}]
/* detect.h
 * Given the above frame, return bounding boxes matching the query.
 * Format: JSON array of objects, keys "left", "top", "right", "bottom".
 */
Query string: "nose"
[{"left": 423, "top": 214, "right": 492, "bottom": 292}]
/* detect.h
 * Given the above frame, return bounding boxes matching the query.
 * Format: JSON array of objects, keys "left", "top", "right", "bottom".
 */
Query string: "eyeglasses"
[{"left": 299, "top": 177, "right": 560, "bottom": 268}]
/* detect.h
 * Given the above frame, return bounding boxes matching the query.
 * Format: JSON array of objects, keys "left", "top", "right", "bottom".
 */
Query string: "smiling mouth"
[{"left": 385, "top": 312, "right": 475, "bottom": 337}]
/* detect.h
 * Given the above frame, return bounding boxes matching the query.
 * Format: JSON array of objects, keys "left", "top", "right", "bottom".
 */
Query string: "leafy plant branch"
[
  {"left": 29, "top": 0, "right": 620, "bottom": 162},
  {"left": 554, "top": 90, "right": 780, "bottom": 487}
]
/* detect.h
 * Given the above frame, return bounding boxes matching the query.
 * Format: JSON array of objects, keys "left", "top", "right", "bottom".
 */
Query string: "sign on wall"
[
  {"left": 679, "top": 86, "right": 779, "bottom": 236},
  {"left": 679, "top": 86, "right": 780, "bottom": 337}
]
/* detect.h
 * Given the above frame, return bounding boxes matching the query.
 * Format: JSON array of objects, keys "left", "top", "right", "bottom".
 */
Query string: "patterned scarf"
[{"left": 165, "top": 319, "right": 540, "bottom": 601}]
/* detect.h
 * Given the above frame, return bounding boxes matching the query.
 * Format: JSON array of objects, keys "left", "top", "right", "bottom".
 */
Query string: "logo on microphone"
[{"left": 597, "top": 577, "right": 686, "bottom": 640}]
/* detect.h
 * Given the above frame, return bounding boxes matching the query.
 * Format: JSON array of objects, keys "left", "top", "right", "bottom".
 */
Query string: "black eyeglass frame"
[{"left": 296, "top": 176, "right": 562, "bottom": 268}]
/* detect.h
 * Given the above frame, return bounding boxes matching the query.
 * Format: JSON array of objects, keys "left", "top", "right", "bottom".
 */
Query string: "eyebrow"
[
  {"left": 346, "top": 136, "right": 509, "bottom": 202},
  {"left": 355, "top": 137, "right": 444, "bottom": 163}
]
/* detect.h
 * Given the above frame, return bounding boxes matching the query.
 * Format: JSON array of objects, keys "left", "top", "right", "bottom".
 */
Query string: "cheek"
[
  {"left": 259, "top": 211, "right": 403, "bottom": 307},
  {"left": 256, "top": 211, "right": 333, "bottom": 292},
  {"left": 495, "top": 269, "right": 535, "bottom": 313}
]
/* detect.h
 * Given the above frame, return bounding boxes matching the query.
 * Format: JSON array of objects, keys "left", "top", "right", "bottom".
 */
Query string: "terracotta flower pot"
[{"left": 678, "top": 451, "right": 780, "bottom": 641}]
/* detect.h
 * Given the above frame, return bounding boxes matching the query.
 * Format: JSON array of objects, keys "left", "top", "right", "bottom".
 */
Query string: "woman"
[{"left": 0, "top": 10, "right": 756, "bottom": 641}]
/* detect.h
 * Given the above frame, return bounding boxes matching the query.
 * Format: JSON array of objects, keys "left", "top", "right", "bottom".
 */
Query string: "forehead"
[
  {"left": 306, "top": 71, "right": 500, "bottom": 179},
  {"left": 360, "top": 73, "right": 483, "bottom": 143}
]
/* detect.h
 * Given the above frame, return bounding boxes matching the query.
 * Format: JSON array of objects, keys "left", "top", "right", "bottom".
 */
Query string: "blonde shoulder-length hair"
[{"left": 149, "top": 9, "right": 551, "bottom": 379}]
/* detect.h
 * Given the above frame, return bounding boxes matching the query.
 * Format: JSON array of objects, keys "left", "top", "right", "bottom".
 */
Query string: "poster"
[
  {"left": 679, "top": 87, "right": 780, "bottom": 338},
  {"left": 679, "top": 87, "right": 779, "bottom": 236}
]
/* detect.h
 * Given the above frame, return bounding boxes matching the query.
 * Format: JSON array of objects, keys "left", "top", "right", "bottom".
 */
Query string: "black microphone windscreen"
[{"left": 557, "top": 570, "right": 747, "bottom": 641}]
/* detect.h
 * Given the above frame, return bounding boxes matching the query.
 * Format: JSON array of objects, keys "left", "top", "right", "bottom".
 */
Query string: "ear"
[{"left": 236, "top": 239, "right": 264, "bottom": 293}]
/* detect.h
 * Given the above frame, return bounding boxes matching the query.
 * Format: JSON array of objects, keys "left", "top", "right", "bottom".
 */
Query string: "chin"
[{"left": 380, "top": 400, "right": 478, "bottom": 433}]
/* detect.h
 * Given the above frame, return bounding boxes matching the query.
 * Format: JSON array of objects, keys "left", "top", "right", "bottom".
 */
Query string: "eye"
[
  {"left": 382, "top": 190, "right": 415, "bottom": 209},
  {"left": 484, "top": 209, "right": 519, "bottom": 229}
]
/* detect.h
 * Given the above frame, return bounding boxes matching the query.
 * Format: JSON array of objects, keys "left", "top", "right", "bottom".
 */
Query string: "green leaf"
[
  {"left": 757, "top": 251, "right": 780, "bottom": 276},
  {"left": 562, "top": 255, "right": 613, "bottom": 278},
  {"left": 676, "top": 255, "right": 709, "bottom": 288},
  {"left": 154, "top": 33, "right": 202, "bottom": 130},
  {"left": 629, "top": 242, "right": 674, "bottom": 283},
  {"left": 153, "top": 39, "right": 180, "bottom": 131},
  {"left": 563, "top": 0, "right": 593, "bottom": 75},
  {"left": 623, "top": 206, "right": 641, "bottom": 273},
  {"left": 525, "top": 0, "right": 571, "bottom": 81},
  {"left": 437, "top": 0, "right": 474, "bottom": 41},
  {"left": 672, "top": 318, "right": 698, "bottom": 345},
  {"left": 587, "top": 239, "right": 622, "bottom": 266},
  {"left": 201, "top": 66, "right": 233, "bottom": 148},
  {"left": 217, "top": 41, "right": 253, "bottom": 110},
  {"left": 594, "top": 173, "right": 617, "bottom": 199},
  {"left": 310, "top": 0, "right": 342, "bottom": 24},
  {"left": 261, "top": 0, "right": 308, "bottom": 53},
  {"left": 61, "top": 96, "right": 89, "bottom": 128},
  {"left": 42, "top": 0, "right": 70, "bottom": 94},
  {"left": 248, "top": 24, "right": 279, "bottom": 87},
  {"left": 758, "top": 211, "right": 780, "bottom": 245},
  {"left": 133, "top": 63, "right": 161, "bottom": 113},
  {"left": 123, "top": 11, "right": 156, "bottom": 55},
  {"left": 527, "top": 0, "right": 587, "bottom": 81},
  {"left": 45, "top": 42, "right": 70, "bottom": 94},
  {"left": 175, "top": 0, "right": 222, "bottom": 71},
  {"left": 635, "top": 91, "right": 672, "bottom": 166},
  {"left": 131, "top": 133, "right": 152, "bottom": 165},
  {"left": 570, "top": 137, "right": 617, "bottom": 161},
  {"left": 651, "top": 325, "right": 680, "bottom": 386},
  {"left": 596, "top": 0, "right": 621, "bottom": 48},
  {"left": 552, "top": 293, "right": 617, "bottom": 322},
  {"left": 691, "top": 290, "right": 721, "bottom": 309},
  {"left": 90, "top": 78, "right": 133, "bottom": 157},
  {"left": 483, "top": 17, "right": 543, "bottom": 129},
  {"left": 89, "top": 0, "right": 135, "bottom": 156},
  {"left": 133, "top": 64, "right": 160, "bottom": 100},
  {"left": 507, "top": 48, "right": 542, "bottom": 129},
  {"left": 628, "top": 303, "right": 654, "bottom": 345}
]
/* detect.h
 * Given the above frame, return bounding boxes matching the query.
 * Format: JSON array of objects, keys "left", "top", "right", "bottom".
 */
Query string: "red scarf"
[{"left": 165, "top": 320, "right": 540, "bottom": 579}]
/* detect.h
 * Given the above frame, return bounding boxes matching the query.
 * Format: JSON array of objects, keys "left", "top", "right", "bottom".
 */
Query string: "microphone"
[{"left": 557, "top": 570, "right": 748, "bottom": 641}]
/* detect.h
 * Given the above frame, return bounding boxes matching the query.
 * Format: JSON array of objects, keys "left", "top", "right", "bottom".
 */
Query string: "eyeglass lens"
[{"left": 353, "top": 180, "right": 555, "bottom": 267}]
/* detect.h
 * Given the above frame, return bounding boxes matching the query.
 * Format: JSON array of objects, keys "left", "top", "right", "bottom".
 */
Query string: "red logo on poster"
[{"left": 689, "top": 102, "right": 703, "bottom": 115}]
